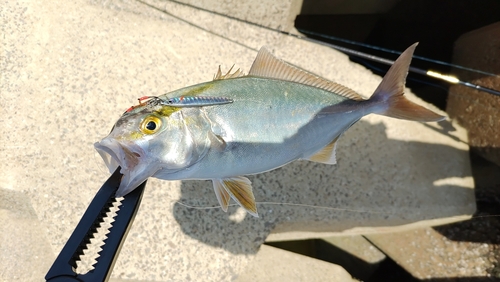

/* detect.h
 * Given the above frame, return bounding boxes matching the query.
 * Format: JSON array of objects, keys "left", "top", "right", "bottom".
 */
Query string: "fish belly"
[{"left": 162, "top": 77, "right": 365, "bottom": 179}]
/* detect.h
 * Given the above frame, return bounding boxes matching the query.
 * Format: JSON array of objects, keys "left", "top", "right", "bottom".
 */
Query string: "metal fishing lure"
[
  {"left": 125, "top": 95, "right": 233, "bottom": 113},
  {"left": 163, "top": 96, "right": 234, "bottom": 107}
]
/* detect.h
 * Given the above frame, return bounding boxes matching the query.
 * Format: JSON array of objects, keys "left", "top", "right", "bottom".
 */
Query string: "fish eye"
[
  {"left": 146, "top": 121, "right": 156, "bottom": 130},
  {"left": 140, "top": 115, "right": 162, "bottom": 135}
]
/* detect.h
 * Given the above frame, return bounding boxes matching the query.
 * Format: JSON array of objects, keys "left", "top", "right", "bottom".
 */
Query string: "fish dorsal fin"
[
  {"left": 212, "top": 177, "right": 258, "bottom": 217},
  {"left": 248, "top": 47, "right": 365, "bottom": 101},
  {"left": 306, "top": 137, "right": 339, "bottom": 165},
  {"left": 213, "top": 65, "right": 245, "bottom": 80}
]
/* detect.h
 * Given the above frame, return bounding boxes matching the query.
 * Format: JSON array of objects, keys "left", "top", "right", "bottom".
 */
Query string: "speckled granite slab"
[{"left": 1, "top": 0, "right": 474, "bottom": 280}]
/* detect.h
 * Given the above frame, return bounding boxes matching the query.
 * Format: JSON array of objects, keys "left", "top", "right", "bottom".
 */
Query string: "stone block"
[
  {"left": 366, "top": 225, "right": 500, "bottom": 279},
  {"left": 319, "top": 236, "right": 385, "bottom": 280},
  {"left": 236, "top": 245, "right": 355, "bottom": 282},
  {"left": 447, "top": 22, "right": 500, "bottom": 166},
  {"left": 1, "top": 0, "right": 475, "bottom": 280},
  {"left": 266, "top": 236, "right": 385, "bottom": 281},
  {"left": 168, "top": 0, "right": 302, "bottom": 31}
]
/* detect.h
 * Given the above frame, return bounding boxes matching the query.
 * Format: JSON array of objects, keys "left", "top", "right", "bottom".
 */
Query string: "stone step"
[
  {"left": 266, "top": 235, "right": 385, "bottom": 281},
  {"left": 236, "top": 245, "right": 356, "bottom": 282},
  {"left": 366, "top": 225, "right": 499, "bottom": 279},
  {"left": 1, "top": 0, "right": 476, "bottom": 280}
]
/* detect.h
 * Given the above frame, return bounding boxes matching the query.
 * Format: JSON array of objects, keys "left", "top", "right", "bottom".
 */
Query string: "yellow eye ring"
[{"left": 140, "top": 115, "right": 162, "bottom": 135}]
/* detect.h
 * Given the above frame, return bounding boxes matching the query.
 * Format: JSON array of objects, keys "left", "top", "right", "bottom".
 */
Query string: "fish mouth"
[{"left": 94, "top": 138, "right": 158, "bottom": 197}]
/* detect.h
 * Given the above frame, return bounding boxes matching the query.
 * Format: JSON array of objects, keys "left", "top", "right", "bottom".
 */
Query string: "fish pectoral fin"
[
  {"left": 208, "top": 132, "right": 227, "bottom": 152},
  {"left": 306, "top": 137, "right": 339, "bottom": 165},
  {"left": 212, "top": 177, "right": 258, "bottom": 217}
]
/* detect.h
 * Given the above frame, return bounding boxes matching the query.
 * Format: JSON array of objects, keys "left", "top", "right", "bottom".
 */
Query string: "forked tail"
[{"left": 370, "top": 43, "right": 444, "bottom": 122}]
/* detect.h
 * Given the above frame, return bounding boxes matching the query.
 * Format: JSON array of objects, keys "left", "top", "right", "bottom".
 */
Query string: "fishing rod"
[
  {"left": 296, "top": 29, "right": 499, "bottom": 77},
  {"left": 298, "top": 29, "right": 500, "bottom": 97},
  {"left": 148, "top": 0, "right": 500, "bottom": 97}
]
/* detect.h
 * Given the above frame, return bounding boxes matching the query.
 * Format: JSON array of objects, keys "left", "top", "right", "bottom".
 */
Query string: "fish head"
[{"left": 94, "top": 105, "right": 206, "bottom": 197}]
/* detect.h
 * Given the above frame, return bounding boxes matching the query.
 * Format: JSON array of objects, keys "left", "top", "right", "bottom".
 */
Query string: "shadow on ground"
[{"left": 172, "top": 119, "right": 475, "bottom": 254}]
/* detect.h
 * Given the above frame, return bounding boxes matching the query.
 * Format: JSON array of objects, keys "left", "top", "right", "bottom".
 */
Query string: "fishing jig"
[{"left": 162, "top": 96, "right": 234, "bottom": 107}]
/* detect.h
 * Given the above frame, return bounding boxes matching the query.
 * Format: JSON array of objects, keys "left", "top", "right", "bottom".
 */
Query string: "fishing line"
[
  {"left": 177, "top": 200, "right": 398, "bottom": 215},
  {"left": 259, "top": 201, "right": 393, "bottom": 214},
  {"left": 135, "top": 0, "right": 258, "bottom": 52},
  {"left": 175, "top": 200, "right": 500, "bottom": 219},
  {"left": 127, "top": 0, "right": 500, "bottom": 221},
  {"left": 92, "top": 150, "right": 109, "bottom": 174},
  {"left": 470, "top": 214, "right": 500, "bottom": 219},
  {"left": 145, "top": 0, "right": 500, "bottom": 97}
]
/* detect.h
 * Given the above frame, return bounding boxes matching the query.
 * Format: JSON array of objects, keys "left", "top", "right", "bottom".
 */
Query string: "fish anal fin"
[
  {"left": 213, "top": 65, "right": 245, "bottom": 80},
  {"left": 248, "top": 47, "right": 365, "bottom": 101},
  {"left": 306, "top": 137, "right": 339, "bottom": 165},
  {"left": 212, "top": 180, "right": 231, "bottom": 212},
  {"left": 213, "top": 177, "right": 258, "bottom": 217}
]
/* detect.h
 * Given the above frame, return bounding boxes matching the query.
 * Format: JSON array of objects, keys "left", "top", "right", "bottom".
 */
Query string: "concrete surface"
[
  {"left": 173, "top": 0, "right": 302, "bottom": 32},
  {"left": 321, "top": 236, "right": 385, "bottom": 266},
  {"left": 236, "top": 245, "right": 355, "bottom": 282},
  {"left": 266, "top": 236, "right": 385, "bottom": 281},
  {"left": 0, "top": 189, "right": 54, "bottom": 281},
  {"left": 1, "top": 0, "right": 475, "bottom": 281},
  {"left": 318, "top": 236, "right": 385, "bottom": 281}
]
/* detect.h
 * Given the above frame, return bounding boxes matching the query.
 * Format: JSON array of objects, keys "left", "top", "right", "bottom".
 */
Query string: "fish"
[{"left": 94, "top": 43, "right": 444, "bottom": 217}]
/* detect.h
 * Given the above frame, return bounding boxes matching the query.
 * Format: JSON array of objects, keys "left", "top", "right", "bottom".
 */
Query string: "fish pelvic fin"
[
  {"left": 306, "top": 136, "right": 339, "bottom": 165},
  {"left": 370, "top": 43, "right": 445, "bottom": 122},
  {"left": 212, "top": 179, "right": 231, "bottom": 212},
  {"left": 212, "top": 177, "right": 258, "bottom": 217}
]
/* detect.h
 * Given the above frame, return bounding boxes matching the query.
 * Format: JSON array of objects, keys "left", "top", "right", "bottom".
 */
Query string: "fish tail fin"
[{"left": 369, "top": 43, "right": 444, "bottom": 122}]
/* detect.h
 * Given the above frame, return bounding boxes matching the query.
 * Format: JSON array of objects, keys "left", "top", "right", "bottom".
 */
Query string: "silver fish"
[{"left": 94, "top": 43, "right": 443, "bottom": 217}]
